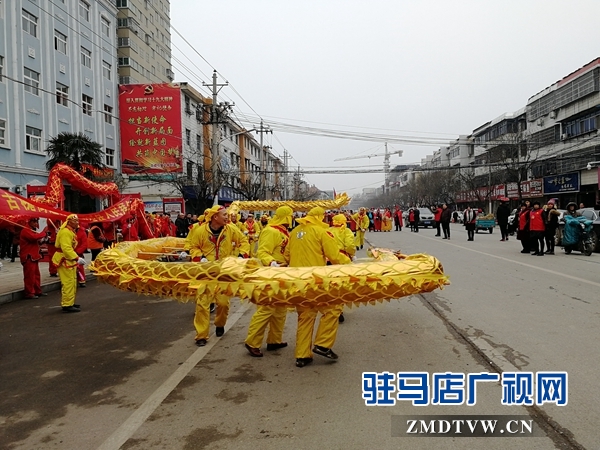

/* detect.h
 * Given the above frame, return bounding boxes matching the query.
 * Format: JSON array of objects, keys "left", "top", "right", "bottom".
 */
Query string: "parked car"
[{"left": 417, "top": 207, "right": 435, "bottom": 228}]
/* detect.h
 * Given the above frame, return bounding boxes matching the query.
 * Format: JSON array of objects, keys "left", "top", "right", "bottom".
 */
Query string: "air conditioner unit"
[
  {"left": 14, "top": 185, "right": 23, "bottom": 194},
  {"left": 536, "top": 119, "right": 543, "bottom": 126},
  {"left": 561, "top": 133, "right": 567, "bottom": 140},
  {"left": 549, "top": 111, "right": 556, "bottom": 119}
]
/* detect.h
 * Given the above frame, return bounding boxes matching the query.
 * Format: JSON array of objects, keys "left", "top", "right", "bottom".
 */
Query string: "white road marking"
[{"left": 96, "top": 302, "right": 251, "bottom": 450}]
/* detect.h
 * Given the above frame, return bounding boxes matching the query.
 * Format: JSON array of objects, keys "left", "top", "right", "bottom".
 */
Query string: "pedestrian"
[
  {"left": 367, "top": 209, "right": 374, "bottom": 232},
  {"left": 496, "top": 197, "right": 511, "bottom": 241},
  {"left": 408, "top": 208, "right": 415, "bottom": 232},
  {"left": 244, "top": 206, "right": 293, "bottom": 357},
  {"left": 579, "top": 202, "right": 585, "bottom": 209},
  {"left": 53, "top": 214, "right": 86, "bottom": 313},
  {"left": 175, "top": 213, "right": 188, "bottom": 237},
  {"left": 289, "top": 207, "right": 351, "bottom": 368},
  {"left": 565, "top": 202, "right": 580, "bottom": 218},
  {"left": 413, "top": 207, "right": 421, "bottom": 232},
  {"left": 382, "top": 208, "right": 392, "bottom": 232},
  {"left": 543, "top": 200, "right": 560, "bottom": 255},
  {"left": 352, "top": 208, "right": 370, "bottom": 250},
  {"left": 19, "top": 218, "right": 49, "bottom": 299},
  {"left": 433, "top": 205, "right": 442, "bottom": 236},
  {"left": 529, "top": 201, "right": 545, "bottom": 255},
  {"left": 184, "top": 205, "right": 250, "bottom": 347},
  {"left": 75, "top": 224, "right": 88, "bottom": 287},
  {"left": 463, "top": 205, "right": 476, "bottom": 241},
  {"left": 374, "top": 209, "right": 382, "bottom": 232},
  {"left": 440, "top": 204, "right": 451, "bottom": 239},
  {"left": 393, "top": 206, "right": 402, "bottom": 231},
  {"left": 87, "top": 222, "right": 106, "bottom": 261},
  {"left": 517, "top": 202, "right": 531, "bottom": 253}
]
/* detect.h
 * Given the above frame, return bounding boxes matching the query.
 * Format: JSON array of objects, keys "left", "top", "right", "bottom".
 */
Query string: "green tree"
[{"left": 45, "top": 132, "right": 106, "bottom": 213}]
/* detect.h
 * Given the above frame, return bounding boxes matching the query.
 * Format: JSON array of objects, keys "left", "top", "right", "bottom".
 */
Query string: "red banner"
[
  {"left": 0, "top": 190, "right": 140, "bottom": 224},
  {"left": 119, "top": 83, "right": 182, "bottom": 174}
]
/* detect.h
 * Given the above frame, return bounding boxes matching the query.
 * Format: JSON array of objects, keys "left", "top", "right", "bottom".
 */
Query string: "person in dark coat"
[
  {"left": 543, "top": 200, "right": 561, "bottom": 255},
  {"left": 440, "top": 204, "right": 452, "bottom": 239},
  {"left": 463, "top": 205, "right": 477, "bottom": 241},
  {"left": 412, "top": 208, "right": 420, "bottom": 232},
  {"left": 496, "top": 197, "right": 511, "bottom": 241}
]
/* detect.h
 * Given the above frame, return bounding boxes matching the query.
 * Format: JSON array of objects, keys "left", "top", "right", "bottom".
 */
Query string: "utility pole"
[
  {"left": 283, "top": 149, "right": 289, "bottom": 200},
  {"left": 203, "top": 70, "right": 228, "bottom": 205},
  {"left": 255, "top": 120, "right": 272, "bottom": 199}
]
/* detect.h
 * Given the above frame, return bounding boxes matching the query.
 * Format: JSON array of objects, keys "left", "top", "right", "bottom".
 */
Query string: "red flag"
[{"left": 333, "top": 188, "right": 337, "bottom": 199}]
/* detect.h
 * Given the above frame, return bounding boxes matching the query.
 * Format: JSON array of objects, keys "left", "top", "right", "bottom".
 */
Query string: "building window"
[
  {"left": 54, "top": 30, "right": 67, "bottom": 54},
  {"left": 22, "top": 10, "right": 38, "bottom": 37},
  {"left": 102, "top": 60, "right": 111, "bottom": 80},
  {"left": 0, "top": 119, "right": 6, "bottom": 146},
  {"left": 185, "top": 129, "right": 191, "bottom": 146},
  {"left": 81, "top": 47, "right": 91, "bottom": 68},
  {"left": 106, "top": 148, "right": 115, "bottom": 166},
  {"left": 56, "top": 82, "right": 68, "bottom": 107},
  {"left": 23, "top": 67, "right": 40, "bottom": 95},
  {"left": 79, "top": 0, "right": 90, "bottom": 22},
  {"left": 104, "top": 104, "right": 113, "bottom": 123},
  {"left": 82, "top": 94, "right": 93, "bottom": 116},
  {"left": 116, "top": 0, "right": 128, "bottom": 7},
  {"left": 184, "top": 95, "right": 191, "bottom": 113},
  {"left": 25, "top": 126, "right": 42, "bottom": 152},
  {"left": 0, "top": 56, "right": 3, "bottom": 81},
  {"left": 101, "top": 17, "right": 110, "bottom": 38},
  {"left": 196, "top": 134, "right": 201, "bottom": 151}
]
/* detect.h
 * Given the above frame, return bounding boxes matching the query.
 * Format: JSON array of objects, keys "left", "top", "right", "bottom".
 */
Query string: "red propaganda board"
[{"left": 119, "top": 83, "right": 182, "bottom": 174}]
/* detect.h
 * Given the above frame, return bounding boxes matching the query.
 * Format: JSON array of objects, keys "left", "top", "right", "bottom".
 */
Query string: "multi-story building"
[
  {"left": 115, "top": 0, "right": 173, "bottom": 85},
  {"left": 0, "top": 0, "right": 119, "bottom": 193}
]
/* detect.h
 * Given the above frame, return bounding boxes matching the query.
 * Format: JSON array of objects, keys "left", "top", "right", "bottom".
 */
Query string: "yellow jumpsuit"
[
  {"left": 289, "top": 214, "right": 350, "bottom": 359},
  {"left": 245, "top": 218, "right": 261, "bottom": 258},
  {"left": 352, "top": 213, "right": 370, "bottom": 248},
  {"left": 189, "top": 223, "right": 250, "bottom": 341},
  {"left": 52, "top": 226, "right": 79, "bottom": 307},
  {"left": 245, "top": 224, "right": 290, "bottom": 349},
  {"left": 330, "top": 224, "right": 357, "bottom": 259}
]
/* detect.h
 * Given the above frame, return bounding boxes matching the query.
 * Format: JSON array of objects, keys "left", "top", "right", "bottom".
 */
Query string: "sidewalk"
[{"left": 0, "top": 260, "right": 95, "bottom": 305}]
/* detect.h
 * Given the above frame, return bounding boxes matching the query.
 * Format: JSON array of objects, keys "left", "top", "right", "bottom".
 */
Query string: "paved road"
[{"left": 0, "top": 224, "right": 596, "bottom": 449}]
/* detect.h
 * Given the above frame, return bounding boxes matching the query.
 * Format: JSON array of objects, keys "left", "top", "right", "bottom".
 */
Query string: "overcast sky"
[{"left": 171, "top": 0, "right": 599, "bottom": 195}]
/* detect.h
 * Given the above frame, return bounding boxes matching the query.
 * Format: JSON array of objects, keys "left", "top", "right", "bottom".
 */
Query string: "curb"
[{"left": 0, "top": 273, "right": 97, "bottom": 306}]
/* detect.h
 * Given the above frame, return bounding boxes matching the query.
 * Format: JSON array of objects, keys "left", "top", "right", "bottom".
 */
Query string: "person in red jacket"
[
  {"left": 121, "top": 215, "right": 139, "bottom": 241},
  {"left": 75, "top": 225, "right": 88, "bottom": 287},
  {"left": 433, "top": 205, "right": 442, "bottom": 236},
  {"left": 528, "top": 201, "right": 546, "bottom": 256},
  {"left": 19, "top": 217, "right": 49, "bottom": 299}
]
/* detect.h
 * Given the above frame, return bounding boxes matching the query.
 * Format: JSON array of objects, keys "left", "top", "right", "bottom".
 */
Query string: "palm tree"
[
  {"left": 45, "top": 132, "right": 106, "bottom": 213},
  {"left": 46, "top": 132, "right": 105, "bottom": 173}
]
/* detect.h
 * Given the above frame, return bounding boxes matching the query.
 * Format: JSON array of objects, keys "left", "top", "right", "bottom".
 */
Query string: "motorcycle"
[{"left": 562, "top": 215, "right": 594, "bottom": 256}]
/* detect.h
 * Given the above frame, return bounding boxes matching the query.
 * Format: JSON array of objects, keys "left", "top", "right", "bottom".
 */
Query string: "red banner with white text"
[{"left": 119, "top": 83, "right": 183, "bottom": 174}]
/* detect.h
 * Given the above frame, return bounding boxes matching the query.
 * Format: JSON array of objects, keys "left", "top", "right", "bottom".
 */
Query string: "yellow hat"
[
  {"left": 332, "top": 214, "right": 347, "bottom": 226},
  {"left": 269, "top": 206, "right": 293, "bottom": 227},
  {"left": 60, "top": 214, "right": 79, "bottom": 229},
  {"left": 297, "top": 207, "right": 328, "bottom": 228},
  {"left": 204, "top": 205, "right": 225, "bottom": 222}
]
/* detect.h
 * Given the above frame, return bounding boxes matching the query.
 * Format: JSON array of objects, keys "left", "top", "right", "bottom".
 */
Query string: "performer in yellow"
[
  {"left": 52, "top": 214, "right": 86, "bottom": 313},
  {"left": 244, "top": 206, "right": 293, "bottom": 357},
  {"left": 329, "top": 213, "right": 356, "bottom": 324},
  {"left": 244, "top": 212, "right": 261, "bottom": 258},
  {"left": 289, "top": 207, "right": 350, "bottom": 367},
  {"left": 352, "top": 207, "right": 370, "bottom": 250},
  {"left": 329, "top": 214, "right": 356, "bottom": 260},
  {"left": 230, "top": 212, "right": 247, "bottom": 233},
  {"left": 187, "top": 205, "right": 250, "bottom": 346}
]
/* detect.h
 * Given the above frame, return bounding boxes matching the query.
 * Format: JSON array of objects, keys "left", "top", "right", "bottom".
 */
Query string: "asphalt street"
[{"left": 0, "top": 223, "right": 597, "bottom": 450}]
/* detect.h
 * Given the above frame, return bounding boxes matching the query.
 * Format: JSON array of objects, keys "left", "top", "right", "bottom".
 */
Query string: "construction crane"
[{"left": 334, "top": 143, "right": 403, "bottom": 191}]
